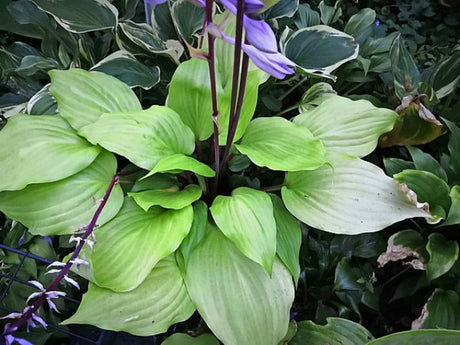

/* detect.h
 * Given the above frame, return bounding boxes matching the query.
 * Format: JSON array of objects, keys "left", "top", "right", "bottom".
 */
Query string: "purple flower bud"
[
  {"left": 243, "top": 16, "right": 278, "bottom": 53},
  {"left": 220, "top": 0, "right": 265, "bottom": 14}
]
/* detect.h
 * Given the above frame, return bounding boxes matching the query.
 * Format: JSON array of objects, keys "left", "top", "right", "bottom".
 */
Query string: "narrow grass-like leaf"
[
  {"left": 185, "top": 227, "right": 294, "bottom": 345},
  {"left": 235, "top": 117, "right": 326, "bottom": 171},
  {"left": 210, "top": 187, "right": 276, "bottom": 273},
  {"left": 49, "top": 69, "right": 141, "bottom": 130},
  {"left": 79, "top": 106, "right": 195, "bottom": 170},
  {"left": 0, "top": 150, "right": 123, "bottom": 235},
  {"left": 63, "top": 256, "right": 195, "bottom": 336},
  {"left": 0, "top": 114, "right": 100, "bottom": 191},
  {"left": 90, "top": 198, "right": 193, "bottom": 291},
  {"left": 282, "top": 155, "right": 430, "bottom": 234}
]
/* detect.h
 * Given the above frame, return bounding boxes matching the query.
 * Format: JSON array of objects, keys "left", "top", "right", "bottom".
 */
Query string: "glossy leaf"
[
  {"left": 91, "top": 50, "right": 160, "bottom": 90},
  {"left": 412, "top": 289, "right": 460, "bottom": 330},
  {"left": 289, "top": 318, "right": 373, "bottom": 345},
  {"left": 367, "top": 329, "right": 460, "bottom": 345},
  {"left": 26, "top": 84, "right": 57, "bottom": 115},
  {"left": 444, "top": 118, "right": 460, "bottom": 179},
  {"left": 171, "top": 0, "right": 205, "bottom": 43},
  {"left": 163, "top": 333, "right": 220, "bottom": 345},
  {"left": 143, "top": 154, "right": 215, "bottom": 178},
  {"left": 128, "top": 184, "right": 202, "bottom": 211},
  {"left": 407, "top": 146, "right": 448, "bottom": 182},
  {"left": 32, "top": 0, "right": 118, "bottom": 33},
  {"left": 116, "top": 21, "right": 181, "bottom": 62},
  {"left": 426, "top": 233, "right": 459, "bottom": 281},
  {"left": 167, "top": 58, "right": 220, "bottom": 140},
  {"left": 294, "top": 95, "right": 398, "bottom": 158},
  {"left": 443, "top": 186, "right": 460, "bottom": 226},
  {"left": 383, "top": 158, "right": 415, "bottom": 177},
  {"left": 49, "top": 69, "right": 141, "bottom": 130},
  {"left": 63, "top": 256, "right": 195, "bottom": 336},
  {"left": 282, "top": 155, "right": 430, "bottom": 234},
  {"left": 263, "top": 0, "right": 299, "bottom": 20},
  {"left": 281, "top": 25, "right": 358, "bottom": 80},
  {"left": 390, "top": 35, "right": 420, "bottom": 99},
  {"left": 235, "top": 117, "right": 327, "bottom": 171},
  {"left": 344, "top": 8, "right": 376, "bottom": 35},
  {"left": 79, "top": 106, "right": 195, "bottom": 171},
  {"left": 422, "top": 50, "right": 460, "bottom": 99},
  {"left": 394, "top": 169, "right": 450, "bottom": 223},
  {"left": 185, "top": 226, "right": 294, "bottom": 345},
  {"left": 379, "top": 103, "right": 443, "bottom": 148},
  {"left": 210, "top": 187, "right": 277, "bottom": 273},
  {"left": 270, "top": 194, "right": 301, "bottom": 282},
  {"left": 90, "top": 198, "right": 193, "bottom": 291},
  {"left": 0, "top": 114, "right": 100, "bottom": 191},
  {"left": 0, "top": 150, "right": 123, "bottom": 236}
]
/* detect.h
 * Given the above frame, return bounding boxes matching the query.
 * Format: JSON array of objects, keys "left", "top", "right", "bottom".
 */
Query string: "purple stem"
[
  {"left": 221, "top": 1, "right": 248, "bottom": 170},
  {"left": 205, "top": 0, "right": 221, "bottom": 194},
  {"left": 5, "top": 174, "right": 120, "bottom": 334}
]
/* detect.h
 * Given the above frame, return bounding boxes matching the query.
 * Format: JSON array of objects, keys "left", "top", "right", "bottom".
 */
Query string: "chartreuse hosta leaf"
[
  {"left": 32, "top": 0, "right": 118, "bottom": 33},
  {"left": 210, "top": 187, "right": 276, "bottom": 273},
  {"left": 62, "top": 255, "right": 195, "bottom": 336},
  {"left": 78, "top": 106, "right": 195, "bottom": 171},
  {"left": 128, "top": 184, "right": 202, "bottom": 211},
  {"left": 0, "top": 150, "right": 123, "bottom": 236},
  {"left": 90, "top": 198, "right": 193, "bottom": 291},
  {"left": 49, "top": 69, "right": 141, "bottom": 130},
  {"left": 293, "top": 95, "right": 398, "bottom": 158},
  {"left": 394, "top": 169, "right": 451, "bottom": 223},
  {"left": 163, "top": 333, "right": 219, "bottom": 345},
  {"left": 367, "top": 329, "right": 460, "bottom": 345},
  {"left": 0, "top": 114, "right": 100, "bottom": 191},
  {"left": 426, "top": 233, "right": 459, "bottom": 281},
  {"left": 443, "top": 186, "right": 460, "bottom": 226},
  {"left": 168, "top": 58, "right": 221, "bottom": 140},
  {"left": 282, "top": 155, "right": 430, "bottom": 234},
  {"left": 235, "top": 117, "right": 327, "bottom": 171},
  {"left": 143, "top": 154, "right": 215, "bottom": 179},
  {"left": 185, "top": 226, "right": 294, "bottom": 345},
  {"left": 178, "top": 201, "right": 208, "bottom": 271},
  {"left": 289, "top": 318, "right": 373, "bottom": 345},
  {"left": 270, "top": 194, "right": 301, "bottom": 282}
]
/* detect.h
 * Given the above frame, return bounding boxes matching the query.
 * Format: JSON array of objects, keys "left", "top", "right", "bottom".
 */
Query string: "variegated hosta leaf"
[
  {"left": 185, "top": 226, "right": 295, "bottom": 345},
  {"left": 49, "top": 69, "right": 141, "bottom": 130},
  {"left": 282, "top": 154, "right": 430, "bottom": 234},
  {"left": 78, "top": 106, "right": 195, "bottom": 171},
  {"left": 235, "top": 117, "right": 327, "bottom": 172},
  {"left": 281, "top": 25, "right": 359, "bottom": 80},
  {"left": 62, "top": 256, "right": 195, "bottom": 336},
  {"left": 210, "top": 187, "right": 276, "bottom": 273},
  {"left": 0, "top": 114, "right": 100, "bottom": 191},
  {"left": 32, "top": 0, "right": 118, "bottom": 33},
  {"left": 293, "top": 95, "right": 398, "bottom": 158},
  {"left": 0, "top": 150, "right": 123, "bottom": 236},
  {"left": 90, "top": 198, "right": 193, "bottom": 291}
]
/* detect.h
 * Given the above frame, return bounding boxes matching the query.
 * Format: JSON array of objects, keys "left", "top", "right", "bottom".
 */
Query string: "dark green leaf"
[
  {"left": 390, "top": 35, "right": 420, "bottom": 99},
  {"left": 426, "top": 233, "right": 459, "bottom": 281}
]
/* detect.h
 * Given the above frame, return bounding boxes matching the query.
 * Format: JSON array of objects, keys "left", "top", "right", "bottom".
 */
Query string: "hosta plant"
[{"left": 0, "top": 0, "right": 432, "bottom": 344}]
